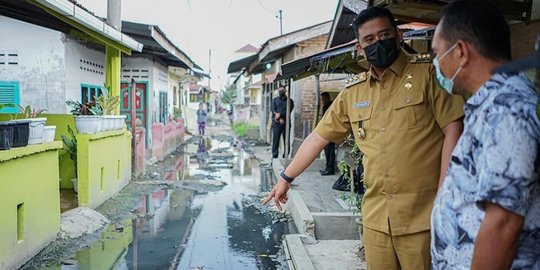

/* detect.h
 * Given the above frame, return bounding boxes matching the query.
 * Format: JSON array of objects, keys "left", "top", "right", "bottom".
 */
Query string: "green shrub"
[{"left": 232, "top": 122, "right": 249, "bottom": 137}]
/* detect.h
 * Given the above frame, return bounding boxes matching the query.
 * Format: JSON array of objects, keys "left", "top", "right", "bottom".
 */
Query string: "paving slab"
[
  {"left": 304, "top": 239, "right": 366, "bottom": 270},
  {"left": 284, "top": 234, "right": 366, "bottom": 270}
]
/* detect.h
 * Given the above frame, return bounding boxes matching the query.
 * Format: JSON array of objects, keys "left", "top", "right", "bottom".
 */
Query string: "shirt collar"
[
  {"left": 466, "top": 73, "right": 508, "bottom": 107},
  {"left": 368, "top": 51, "right": 407, "bottom": 85}
]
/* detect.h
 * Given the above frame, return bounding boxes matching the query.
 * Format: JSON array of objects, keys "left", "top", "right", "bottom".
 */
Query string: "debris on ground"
[
  {"left": 242, "top": 194, "right": 293, "bottom": 224},
  {"left": 59, "top": 207, "right": 109, "bottom": 239}
]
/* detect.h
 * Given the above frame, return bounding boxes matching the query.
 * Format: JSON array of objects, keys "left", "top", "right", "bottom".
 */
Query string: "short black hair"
[
  {"left": 440, "top": 0, "right": 511, "bottom": 61},
  {"left": 353, "top": 6, "right": 397, "bottom": 39},
  {"left": 321, "top": 92, "right": 330, "bottom": 98}
]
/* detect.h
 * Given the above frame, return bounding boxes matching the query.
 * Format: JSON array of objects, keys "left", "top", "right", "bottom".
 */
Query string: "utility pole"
[
  {"left": 276, "top": 10, "right": 283, "bottom": 35},
  {"left": 208, "top": 49, "right": 212, "bottom": 88}
]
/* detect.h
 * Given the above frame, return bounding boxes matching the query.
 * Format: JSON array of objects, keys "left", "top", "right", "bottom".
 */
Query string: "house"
[
  {"left": 0, "top": 0, "right": 143, "bottom": 269},
  {"left": 120, "top": 21, "right": 205, "bottom": 161},
  {"left": 120, "top": 21, "right": 202, "bottom": 134},
  {"left": 228, "top": 21, "right": 344, "bottom": 154},
  {"left": 277, "top": 0, "right": 540, "bottom": 153},
  {"left": 227, "top": 44, "right": 259, "bottom": 106}
]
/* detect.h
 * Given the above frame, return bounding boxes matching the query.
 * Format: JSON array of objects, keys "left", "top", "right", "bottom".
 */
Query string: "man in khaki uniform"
[{"left": 263, "top": 6, "right": 464, "bottom": 269}]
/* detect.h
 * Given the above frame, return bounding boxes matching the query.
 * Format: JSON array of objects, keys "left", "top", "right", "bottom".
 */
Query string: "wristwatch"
[{"left": 280, "top": 171, "right": 294, "bottom": 183}]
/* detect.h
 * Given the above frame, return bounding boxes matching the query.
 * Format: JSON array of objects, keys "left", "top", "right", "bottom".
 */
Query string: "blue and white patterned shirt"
[{"left": 431, "top": 73, "right": 540, "bottom": 269}]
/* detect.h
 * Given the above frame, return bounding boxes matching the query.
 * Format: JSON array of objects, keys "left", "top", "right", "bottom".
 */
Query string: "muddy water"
[{"left": 43, "top": 137, "right": 292, "bottom": 270}]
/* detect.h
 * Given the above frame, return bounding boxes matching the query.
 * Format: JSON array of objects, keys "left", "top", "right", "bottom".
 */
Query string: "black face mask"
[
  {"left": 363, "top": 37, "right": 400, "bottom": 69},
  {"left": 279, "top": 92, "right": 286, "bottom": 97}
]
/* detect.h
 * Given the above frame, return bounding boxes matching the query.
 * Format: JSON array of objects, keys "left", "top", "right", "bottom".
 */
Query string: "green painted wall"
[
  {"left": 77, "top": 130, "right": 132, "bottom": 209},
  {"left": 42, "top": 114, "right": 78, "bottom": 189},
  {"left": 0, "top": 114, "right": 78, "bottom": 189},
  {"left": 105, "top": 46, "right": 122, "bottom": 116},
  {"left": 0, "top": 142, "right": 62, "bottom": 270}
]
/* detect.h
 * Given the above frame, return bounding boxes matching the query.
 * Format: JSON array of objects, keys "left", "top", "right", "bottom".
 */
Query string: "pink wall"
[
  {"left": 134, "top": 127, "right": 146, "bottom": 176},
  {"left": 151, "top": 119, "right": 185, "bottom": 161}
]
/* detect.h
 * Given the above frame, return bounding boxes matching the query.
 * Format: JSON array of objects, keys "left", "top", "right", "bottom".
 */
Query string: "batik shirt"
[{"left": 431, "top": 73, "right": 540, "bottom": 269}]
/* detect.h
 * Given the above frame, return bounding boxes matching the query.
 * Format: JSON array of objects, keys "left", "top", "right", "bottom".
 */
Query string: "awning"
[
  {"left": 227, "top": 54, "right": 257, "bottom": 74},
  {"left": 122, "top": 21, "right": 196, "bottom": 69},
  {"left": 0, "top": 0, "right": 143, "bottom": 54},
  {"left": 280, "top": 40, "right": 366, "bottom": 81}
]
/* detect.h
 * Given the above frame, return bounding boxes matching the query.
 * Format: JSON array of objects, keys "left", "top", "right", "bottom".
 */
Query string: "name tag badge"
[{"left": 353, "top": 101, "right": 370, "bottom": 109}]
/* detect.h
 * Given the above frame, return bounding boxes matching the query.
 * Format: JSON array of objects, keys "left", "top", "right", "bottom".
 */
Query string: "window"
[
  {"left": 190, "top": 94, "right": 202, "bottom": 103},
  {"left": 81, "top": 84, "right": 104, "bottom": 104},
  {"left": 173, "top": 86, "right": 178, "bottom": 106},
  {"left": 0, "top": 81, "right": 20, "bottom": 113}
]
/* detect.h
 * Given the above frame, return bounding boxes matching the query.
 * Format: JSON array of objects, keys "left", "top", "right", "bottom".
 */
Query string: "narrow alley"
[
  {"left": 1, "top": 1, "right": 538, "bottom": 270},
  {"left": 22, "top": 116, "right": 293, "bottom": 270}
]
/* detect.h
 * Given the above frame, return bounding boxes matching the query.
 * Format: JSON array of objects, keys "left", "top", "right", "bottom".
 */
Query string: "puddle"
[{"left": 37, "top": 136, "right": 292, "bottom": 270}]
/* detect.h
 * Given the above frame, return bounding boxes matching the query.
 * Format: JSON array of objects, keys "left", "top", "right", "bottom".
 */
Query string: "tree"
[{"left": 222, "top": 85, "right": 238, "bottom": 104}]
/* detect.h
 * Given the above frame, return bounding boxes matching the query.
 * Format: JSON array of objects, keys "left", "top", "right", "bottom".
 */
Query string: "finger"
[
  {"left": 262, "top": 191, "right": 274, "bottom": 205},
  {"left": 279, "top": 197, "right": 288, "bottom": 204},
  {"left": 274, "top": 196, "right": 282, "bottom": 211}
]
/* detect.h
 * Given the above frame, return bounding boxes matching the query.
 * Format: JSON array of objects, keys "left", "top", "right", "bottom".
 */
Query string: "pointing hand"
[{"left": 262, "top": 178, "right": 291, "bottom": 211}]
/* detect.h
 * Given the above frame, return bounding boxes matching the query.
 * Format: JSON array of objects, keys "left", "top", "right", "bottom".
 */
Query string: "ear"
[
  {"left": 456, "top": 40, "right": 470, "bottom": 67},
  {"left": 355, "top": 42, "right": 364, "bottom": 56},
  {"left": 397, "top": 27, "right": 404, "bottom": 44}
]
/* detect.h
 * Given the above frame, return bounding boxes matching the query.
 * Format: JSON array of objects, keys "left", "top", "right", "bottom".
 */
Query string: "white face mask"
[{"left": 433, "top": 43, "right": 462, "bottom": 94}]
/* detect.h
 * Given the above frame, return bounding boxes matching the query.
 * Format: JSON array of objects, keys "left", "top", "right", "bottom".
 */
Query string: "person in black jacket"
[
  {"left": 271, "top": 87, "right": 294, "bottom": 158},
  {"left": 320, "top": 92, "right": 336, "bottom": 175}
]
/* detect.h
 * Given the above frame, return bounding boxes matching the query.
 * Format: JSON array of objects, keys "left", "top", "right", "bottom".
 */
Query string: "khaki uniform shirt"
[{"left": 315, "top": 51, "right": 465, "bottom": 236}]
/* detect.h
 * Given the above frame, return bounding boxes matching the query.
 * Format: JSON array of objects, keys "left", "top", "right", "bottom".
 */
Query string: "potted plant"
[
  {"left": 173, "top": 107, "right": 183, "bottom": 120},
  {"left": 16, "top": 105, "right": 47, "bottom": 145},
  {"left": 66, "top": 99, "right": 103, "bottom": 134},
  {"left": 61, "top": 125, "right": 78, "bottom": 193},
  {"left": 96, "top": 94, "right": 125, "bottom": 131},
  {"left": 338, "top": 134, "right": 365, "bottom": 242}
]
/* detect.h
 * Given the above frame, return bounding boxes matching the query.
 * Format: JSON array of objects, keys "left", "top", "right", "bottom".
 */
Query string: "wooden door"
[{"left": 120, "top": 82, "right": 148, "bottom": 130}]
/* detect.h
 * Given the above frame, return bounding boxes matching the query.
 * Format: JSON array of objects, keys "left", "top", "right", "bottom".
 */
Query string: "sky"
[{"left": 76, "top": 0, "right": 337, "bottom": 90}]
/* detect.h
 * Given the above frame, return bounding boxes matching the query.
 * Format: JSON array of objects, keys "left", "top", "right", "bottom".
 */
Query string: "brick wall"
[{"left": 290, "top": 34, "right": 329, "bottom": 140}]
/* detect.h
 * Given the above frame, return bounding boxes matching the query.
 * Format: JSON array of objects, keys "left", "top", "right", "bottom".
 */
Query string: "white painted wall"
[
  {"left": 64, "top": 37, "right": 106, "bottom": 112},
  {"left": 0, "top": 16, "right": 66, "bottom": 113},
  {"left": 0, "top": 16, "right": 108, "bottom": 114},
  {"left": 153, "top": 63, "right": 168, "bottom": 123},
  {"left": 168, "top": 72, "right": 180, "bottom": 118}
]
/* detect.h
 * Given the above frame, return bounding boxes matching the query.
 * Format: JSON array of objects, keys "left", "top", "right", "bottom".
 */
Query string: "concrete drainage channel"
[{"left": 272, "top": 158, "right": 367, "bottom": 270}]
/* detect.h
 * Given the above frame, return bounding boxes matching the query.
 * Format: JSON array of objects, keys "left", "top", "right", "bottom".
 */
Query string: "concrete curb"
[
  {"left": 272, "top": 159, "right": 315, "bottom": 237},
  {"left": 312, "top": 212, "right": 360, "bottom": 240},
  {"left": 289, "top": 190, "right": 315, "bottom": 237},
  {"left": 283, "top": 234, "right": 316, "bottom": 270}
]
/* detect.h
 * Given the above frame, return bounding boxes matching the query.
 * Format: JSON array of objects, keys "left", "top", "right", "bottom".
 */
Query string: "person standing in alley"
[
  {"left": 197, "top": 102, "right": 207, "bottom": 136},
  {"left": 320, "top": 92, "right": 336, "bottom": 175},
  {"left": 227, "top": 103, "right": 234, "bottom": 125},
  {"left": 263, "top": 6, "right": 465, "bottom": 269},
  {"left": 271, "top": 86, "right": 294, "bottom": 159},
  {"left": 430, "top": 1, "right": 540, "bottom": 269}
]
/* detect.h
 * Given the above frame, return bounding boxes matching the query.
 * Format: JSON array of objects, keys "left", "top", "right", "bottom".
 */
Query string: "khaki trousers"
[{"left": 363, "top": 227, "right": 431, "bottom": 270}]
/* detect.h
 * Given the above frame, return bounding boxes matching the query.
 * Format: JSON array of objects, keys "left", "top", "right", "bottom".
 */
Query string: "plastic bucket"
[
  {"left": 43, "top": 126, "right": 56, "bottom": 142},
  {"left": 11, "top": 120, "right": 30, "bottom": 147},
  {"left": 0, "top": 121, "right": 15, "bottom": 150}
]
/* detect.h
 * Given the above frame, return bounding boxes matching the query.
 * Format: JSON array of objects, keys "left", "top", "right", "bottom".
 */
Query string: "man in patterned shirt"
[{"left": 430, "top": 1, "right": 540, "bottom": 269}]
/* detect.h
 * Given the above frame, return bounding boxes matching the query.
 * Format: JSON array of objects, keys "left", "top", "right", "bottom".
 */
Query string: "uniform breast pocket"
[
  {"left": 393, "top": 90, "right": 428, "bottom": 131},
  {"left": 349, "top": 106, "right": 373, "bottom": 141}
]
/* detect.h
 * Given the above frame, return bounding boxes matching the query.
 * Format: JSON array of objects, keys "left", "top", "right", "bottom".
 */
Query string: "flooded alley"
[{"left": 23, "top": 120, "right": 294, "bottom": 270}]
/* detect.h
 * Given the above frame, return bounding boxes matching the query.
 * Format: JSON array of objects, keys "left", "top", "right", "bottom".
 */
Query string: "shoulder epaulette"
[
  {"left": 345, "top": 72, "right": 368, "bottom": 88},
  {"left": 408, "top": 53, "right": 432, "bottom": 64}
]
